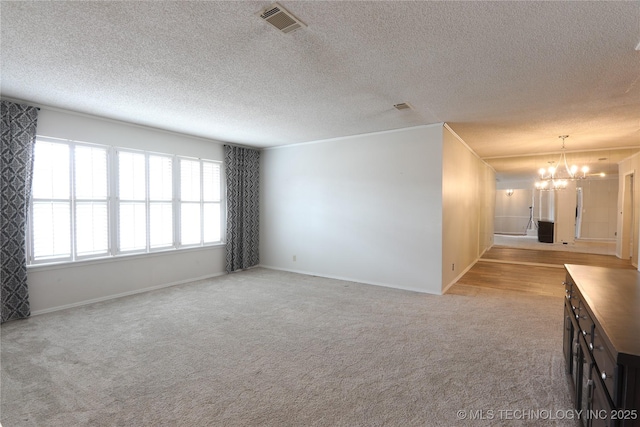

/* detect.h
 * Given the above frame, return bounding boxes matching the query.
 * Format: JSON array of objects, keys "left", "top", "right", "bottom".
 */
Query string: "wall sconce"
[{"left": 506, "top": 189, "right": 514, "bottom": 197}]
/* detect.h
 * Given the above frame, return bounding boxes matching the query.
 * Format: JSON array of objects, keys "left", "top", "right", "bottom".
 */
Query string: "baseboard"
[
  {"left": 30, "top": 272, "right": 227, "bottom": 316},
  {"left": 479, "top": 258, "right": 564, "bottom": 269},
  {"left": 257, "top": 264, "right": 438, "bottom": 295}
]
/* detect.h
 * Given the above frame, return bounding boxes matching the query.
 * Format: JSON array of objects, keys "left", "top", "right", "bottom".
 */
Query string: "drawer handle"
[
  {"left": 589, "top": 343, "right": 594, "bottom": 351},
  {"left": 582, "top": 330, "right": 590, "bottom": 337},
  {"left": 601, "top": 371, "right": 610, "bottom": 380}
]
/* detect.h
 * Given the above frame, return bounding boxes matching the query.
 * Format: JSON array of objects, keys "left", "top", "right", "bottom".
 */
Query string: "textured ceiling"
[{"left": 1, "top": 1, "right": 639, "bottom": 180}]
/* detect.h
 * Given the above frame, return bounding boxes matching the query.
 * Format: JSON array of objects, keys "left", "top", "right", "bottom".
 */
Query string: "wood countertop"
[{"left": 565, "top": 264, "right": 640, "bottom": 367}]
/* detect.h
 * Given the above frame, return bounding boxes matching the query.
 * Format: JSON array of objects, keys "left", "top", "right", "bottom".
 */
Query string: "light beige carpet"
[{"left": 1, "top": 268, "right": 578, "bottom": 426}]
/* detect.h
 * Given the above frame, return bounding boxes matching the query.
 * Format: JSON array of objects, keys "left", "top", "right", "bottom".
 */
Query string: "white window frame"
[
  {"left": 28, "top": 136, "right": 111, "bottom": 265},
  {"left": 115, "top": 148, "right": 176, "bottom": 255},
  {"left": 73, "top": 143, "right": 111, "bottom": 260},
  {"left": 27, "top": 136, "right": 225, "bottom": 267},
  {"left": 177, "top": 157, "right": 224, "bottom": 248}
]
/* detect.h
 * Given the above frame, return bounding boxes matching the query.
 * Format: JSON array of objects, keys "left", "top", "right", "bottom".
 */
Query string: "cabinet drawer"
[
  {"left": 593, "top": 327, "right": 618, "bottom": 403},
  {"left": 576, "top": 303, "right": 595, "bottom": 344}
]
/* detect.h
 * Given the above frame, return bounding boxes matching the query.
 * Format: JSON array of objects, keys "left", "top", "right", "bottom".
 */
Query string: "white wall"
[
  {"left": 494, "top": 189, "right": 533, "bottom": 235},
  {"left": 28, "top": 107, "right": 227, "bottom": 314},
  {"left": 260, "top": 125, "right": 444, "bottom": 294},
  {"left": 441, "top": 126, "right": 495, "bottom": 291}
]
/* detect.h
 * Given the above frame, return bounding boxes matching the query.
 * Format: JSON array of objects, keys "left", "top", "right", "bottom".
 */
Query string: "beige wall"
[
  {"left": 617, "top": 153, "right": 640, "bottom": 267},
  {"left": 577, "top": 178, "right": 618, "bottom": 239},
  {"left": 442, "top": 126, "right": 495, "bottom": 292},
  {"left": 478, "top": 163, "right": 496, "bottom": 256}
]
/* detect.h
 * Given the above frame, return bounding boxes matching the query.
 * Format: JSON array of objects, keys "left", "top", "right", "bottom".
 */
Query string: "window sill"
[{"left": 27, "top": 243, "right": 226, "bottom": 272}]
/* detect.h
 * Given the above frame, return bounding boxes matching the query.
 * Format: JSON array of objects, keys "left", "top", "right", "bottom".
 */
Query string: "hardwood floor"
[
  {"left": 448, "top": 262, "right": 567, "bottom": 297},
  {"left": 447, "top": 246, "right": 635, "bottom": 298},
  {"left": 482, "top": 246, "right": 636, "bottom": 269}
]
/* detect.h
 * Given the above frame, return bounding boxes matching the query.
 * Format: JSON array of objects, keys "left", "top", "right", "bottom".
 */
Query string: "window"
[
  {"left": 179, "top": 158, "right": 222, "bottom": 246},
  {"left": 117, "top": 150, "right": 175, "bottom": 253},
  {"left": 74, "top": 145, "right": 109, "bottom": 256},
  {"left": 202, "top": 161, "right": 222, "bottom": 243},
  {"left": 118, "top": 151, "right": 147, "bottom": 252},
  {"left": 28, "top": 137, "right": 223, "bottom": 265},
  {"left": 30, "top": 139, "right": 109, "bottom": 263},
  {"left": 31, "top": 140, "right": 72, "bottom": 261},
  {"left": 149, "top": 155, "right": 174, "bottom": 248}
]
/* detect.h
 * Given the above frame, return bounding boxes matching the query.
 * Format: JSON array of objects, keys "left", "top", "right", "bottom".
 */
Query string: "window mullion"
[
  {"left": 108, "top": 147, "right": 116, "bottom": 257},
  {"left": 69, "top": 142, "right": 77, "bottom": 261},
  {"left": 200, "top": 160, "right": 204, "bottom": 246},
  {"left": 145, "top": 153, "right": 151, "bottom": 252},
  {"left": 111, "top": 148, "right": 120, "bottom": 256},
  {"left": 174, "top": 155, "right": 180, "bottom": 248}
]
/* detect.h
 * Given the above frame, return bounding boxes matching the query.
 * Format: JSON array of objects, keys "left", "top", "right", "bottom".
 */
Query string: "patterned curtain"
[
  {"left": 225, "top": 145, "right": 260, "bottom": 273},
  {"left": 1, "top": 101, "right": 38, "bottom": 323}
]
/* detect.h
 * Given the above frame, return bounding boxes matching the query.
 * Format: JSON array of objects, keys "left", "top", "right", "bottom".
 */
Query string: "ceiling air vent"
[
  {"left": 394, "top": 103, "right": 412, "bottom": 111},
  {"left": 259, "top": 3, "right": 306, "bottom": 34}
]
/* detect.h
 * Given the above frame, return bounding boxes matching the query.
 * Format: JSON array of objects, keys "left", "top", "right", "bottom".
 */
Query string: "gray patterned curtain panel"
[
  {"left": 225, "top": 145, "right": 260, "bottom": 273},
  {"left": 1, "top": 101, "right": 38, "bottom": 323}
]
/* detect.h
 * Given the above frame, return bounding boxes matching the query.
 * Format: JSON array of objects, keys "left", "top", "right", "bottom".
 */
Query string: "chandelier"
[{"left": 534, "top": 135, "right": 589, "bottom": 190}]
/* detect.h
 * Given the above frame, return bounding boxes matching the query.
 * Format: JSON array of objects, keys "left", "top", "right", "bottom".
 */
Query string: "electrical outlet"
[{"left": 293, "top": 255, "right": 296, "bottom": 262}]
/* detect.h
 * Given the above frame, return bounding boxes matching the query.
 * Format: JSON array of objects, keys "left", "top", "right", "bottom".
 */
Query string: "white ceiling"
[{"left": 2, "top": 1, "right": 639, "bottom": 180}]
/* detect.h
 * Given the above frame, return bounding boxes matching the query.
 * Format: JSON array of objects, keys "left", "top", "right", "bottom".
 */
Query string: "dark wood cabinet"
[{"left": 563, "top": 264, "right": 640, "bottom": 427}]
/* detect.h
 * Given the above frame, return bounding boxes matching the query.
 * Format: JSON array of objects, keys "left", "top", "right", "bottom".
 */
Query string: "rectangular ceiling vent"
[
  {"left": 394, "top": 103, "right": 413, "bottom": 111},
  {"left": 259, "top": 3, "right": 306, "bottom": 34}
]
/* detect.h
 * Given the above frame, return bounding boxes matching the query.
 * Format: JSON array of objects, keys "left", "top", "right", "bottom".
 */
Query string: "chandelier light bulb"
[
  {"left": 535, "top": 181, "right": 548, "bottom": 189},
  {"left": 534, "top": 136, "right": 594, "bottom": 191}
]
